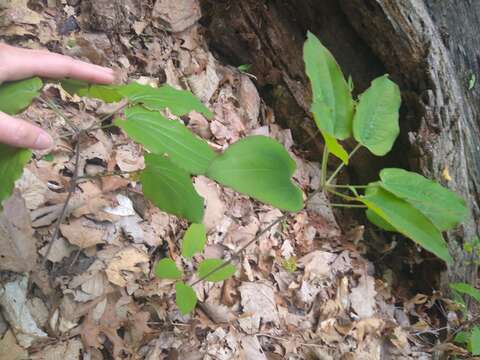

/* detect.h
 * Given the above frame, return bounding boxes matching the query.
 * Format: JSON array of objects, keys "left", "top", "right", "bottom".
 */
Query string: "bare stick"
[{"left": 41, "top": 133, "right": 82, "bottom": 268}]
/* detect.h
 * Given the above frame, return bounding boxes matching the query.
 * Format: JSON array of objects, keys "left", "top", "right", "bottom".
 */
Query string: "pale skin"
[{"left": 0, "top": 43, "right": 115, "bottom": 149}]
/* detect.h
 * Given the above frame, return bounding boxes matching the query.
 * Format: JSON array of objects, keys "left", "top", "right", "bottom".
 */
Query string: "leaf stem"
[
  {"left": 320, "top": 145, "right": 329, "bottom": 187},
  {"left": 326, "top": 143, "right": 362, "bottom": 185}
]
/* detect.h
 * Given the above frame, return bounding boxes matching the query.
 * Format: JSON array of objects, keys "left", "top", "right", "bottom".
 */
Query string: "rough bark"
[{"left": 201, "top": 0, "right": 479, "bottom": 287}]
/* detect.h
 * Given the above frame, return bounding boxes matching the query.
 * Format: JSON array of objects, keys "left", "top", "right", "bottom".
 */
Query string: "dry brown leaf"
[
  {"left": 350, "top": 275, "right": 377, "bottom": 319},
  {"left": 60, "top": 218, "right": 106, "bottom": 248},
  {"left": 105, "top": 247, "right": 149, "bottom": 287},
  {"left": 152, "top": 0, "right": 201, "bottom": 33},
  {"left": 238, "top": 282, "right": 279, "bottom": 333},
  {"left": 0, "top": 193, "right": 37, "bottom": 272},
  {"left": 0, "top": 330, "right": 28, "bottom": 360},
  {"left": 194, "top": 176, "right": 225, "bottom": 231},
  {"left": 29, "top": 338, "right": 83, "bottom": 360}
]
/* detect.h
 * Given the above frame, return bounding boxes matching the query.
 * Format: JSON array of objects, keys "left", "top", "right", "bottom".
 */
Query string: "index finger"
[{"left": 4, "top": 45, "right": 115, "bottom": 84}]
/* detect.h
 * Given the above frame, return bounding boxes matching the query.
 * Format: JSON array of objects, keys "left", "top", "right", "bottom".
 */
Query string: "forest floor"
[{"left": 0, "top": 1, "right": 466, "bottom": 359}]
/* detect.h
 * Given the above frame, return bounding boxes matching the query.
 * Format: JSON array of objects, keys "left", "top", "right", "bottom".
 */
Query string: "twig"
[
  {"left": 75, "top": 169, "right": 136, "bottom": 180},
  {"left": 39, "top": 97, "right": 78, "bottom": 133},
  {"left": 190, "top": 187, "right": 325, "bottom": 287},
  {"left": 41, "top": 132, "right": 82, "bottom": 268}
]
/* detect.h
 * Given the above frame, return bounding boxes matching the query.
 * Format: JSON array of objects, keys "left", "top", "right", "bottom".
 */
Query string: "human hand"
[{"left": 0, "top": 43, "right": 115, "bottom": 149}]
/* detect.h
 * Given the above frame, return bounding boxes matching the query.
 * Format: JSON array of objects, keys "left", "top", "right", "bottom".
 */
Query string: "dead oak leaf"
[
  {"left": 60, "top": 218, "right": 106, "bottom": 249},
  {"left": 105, "top": 247, "right": 149, "bottom": 287},
  {"left": 0, "top": 193, "right": 37, "bottom": 273}
]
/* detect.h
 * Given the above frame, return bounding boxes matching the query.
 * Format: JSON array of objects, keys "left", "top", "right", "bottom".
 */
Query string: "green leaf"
[
  {"left": 454, "top": 331, "right": 469, "bottom": 345},
  {"left": 206, "top": 136, "right": 303, "bottom": 212},
  {"left": 197, "top": 258, "right": 236, "bottom": 282},
  {"left": 181, "top": 223, "right": 207, "bottom": 258},
  {"left": 379, "top": 168, "right": 467, "bottom": 231},
  {"left": 0, "top": 77, "right": 43, "bottom": 115},
  {"left": 450, "top": 282, "right": 480, "bottom": 302},
  {"left": 60, "top": 81, "right": 213, "bottom": 118},
  {"left": 118, "top": 82, "right": 213, "bottom": 118},
  {"left": 117, "top": 106, "right": 217, "bottom": 175},
  {"left": 154, "top": 258, "right": 182, "bottom": 279},
  {"left": 141, "top": 154, "right": 204, "bottom": 223},
  {"left": 366, "top": 208, "right": 396, "bottom": 232},
  {"left": 61, "top": 79, "right": 123, "bottom": 103},
  {"left": 175, "top": 282, "right": 197, "bottom": 315},
  {"left": 0, "top": 145, "right": 32, "bottom": 206},
  {"left": 321, "top": 130, "right": 349, "bottom": 164},
  {"left": 470, "top": 326, "right": 480, "bottom": 355},
  {"left": 360, "top": 184, "right": 452, "bottom": 263},
  {"left": 304, "top": 31, "right": 354, "bottom": 140},
  {"left": 353, "top": 75, "right": 401, "bottom": 156}
]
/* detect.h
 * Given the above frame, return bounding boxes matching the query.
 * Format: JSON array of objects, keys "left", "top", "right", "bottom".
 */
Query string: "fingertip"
[{"left": 33, "top": 132, "right": 53, "bottom": 150}]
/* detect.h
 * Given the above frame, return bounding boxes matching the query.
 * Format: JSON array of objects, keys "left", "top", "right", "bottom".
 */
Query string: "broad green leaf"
[
  {"left": 118, "top": 106, "right": 217, "bottom": 174},
  {"left": 181, "top": 223, "right": 207, "bottom": 258},
  {"left": 321, "top": 130, "right": 349, "bottom": 164},
  {"left": 60, "top": 81, "right": 213, "bottom": 118},
  {"left": 379, "top": 168, "right": 467, "bottom": 231},
  {"left": 154, "top": 258, "right": 182, "bottom": 279},
  {"left": 366, "top": 208, "right": 396, "bottom": 232},
  {"left": 470, "top": 326, "right": 480, "bottom": 355},
  {"left": 0, "top": 77, "right": 43, "bottom": 115},
  {"left": 118, "top": 82, "right": 213, "bottom": 118},
  {"left": 353, "top": 75, "right": 401, "bottom": 156},
  {"left": 0, "top": 145, "right": 32, "bottom": 206},
  {"left": 304, "top": 31, "right": 354, "bottom": 139},
  {"left": 450, "top": 282, "right": 480, "bottom": 302},
  {"left": 206, "top": 136, "right": 303, "bottom": 212},
  {"left": 175, "top": 282, "right": 197, "bottom": 315},
  {"left": 61, "top": 79, "right": 123, "bottom": 103},
  {"left": 141, "top": 154, "right": 204, "bottom": 223},
  {"left": 454, "top": 331, "right": 469, "bottom": 345},
  {"left": 197, "top": 258, "right": 236, "bottom": 282},
  {"left": 360, "top": 185, "right": 452, "bottom": 263}
]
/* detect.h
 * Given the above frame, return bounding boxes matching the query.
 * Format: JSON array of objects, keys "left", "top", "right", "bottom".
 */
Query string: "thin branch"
[
  {"left": 75, "top": 169, "right": 136, "bottom": 181},
  {"left": 190, "top": 187, "right": 324, "bottom": 287},
  {"left": 39, "top": 97, "right": 78, "bottom": 133},
  {"left": 41, "top": 132, "right": 82, "bottom": 268}
]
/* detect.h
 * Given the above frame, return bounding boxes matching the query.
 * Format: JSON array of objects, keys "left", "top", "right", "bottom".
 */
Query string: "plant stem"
[
  {"left": 330, "top": 203, "right": 367, "bottom": 208},
  {"left": 326, "top": 187, "right": 358, "bottom": 202},
  {"left": 320, "top": 145, "right": 329, "bottom": 187},
  {"left": 326, "top": 143, "right": 362, "bottom": 185},
  {"left": 76, "top": 170, "right": 136, "bottom": 180},
  {"left": 39, "top": 97, "right": 78, "bottom": 133},
  {"left": 326, "top": 184, "right": 369, "bottom": 189}
]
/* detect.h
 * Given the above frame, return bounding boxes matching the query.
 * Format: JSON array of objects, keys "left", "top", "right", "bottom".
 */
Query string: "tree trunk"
[{"left": 202, "top": 0, "right": 479, "bottom": 289}]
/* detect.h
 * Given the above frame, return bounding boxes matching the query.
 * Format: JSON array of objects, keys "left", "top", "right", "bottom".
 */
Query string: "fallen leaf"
[
  {"left": 0, "top": 330, "right": 28, "bottom": 360},
  {"left": 238, "top": 282, "right": 279, "bottom": 333},
  {"left": 0, "top": 193, "right": 37, "bottom": 272},
  {"left": 105, "top": 247, "right": 149, "bottom": 287},
  {"left": 350, "top": 275, "right": 377, "bottom": 319},
  {"left": 60, "top": 218, "right": 106, "bottom": 248}
]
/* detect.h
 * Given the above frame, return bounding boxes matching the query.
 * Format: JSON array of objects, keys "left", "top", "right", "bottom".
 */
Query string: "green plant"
[
  {"left": 0, "top": 76, "right": 302, "bottom": 315},
  {"left": 450, "top": 282, "right": 480, "bottom": 356},
  {"left": 302, "top": 31, "right": 468, "bottom": 264},
  {"left": 0, "top": 31, "right": 470, "bottom": 316}
]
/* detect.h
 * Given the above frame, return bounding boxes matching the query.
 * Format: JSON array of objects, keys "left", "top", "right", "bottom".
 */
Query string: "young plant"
[
  {"left": 303, "top": 31, "right": 468, "bottom": 264},
  {"left": 0, "top": 76, "right": 302, "bottom": 315},
  {"left": 449, "top": 282, "right": 480, "bottom": 356},
  {"left": 154, "top": 223, "right": 236, "bottom": 314}
]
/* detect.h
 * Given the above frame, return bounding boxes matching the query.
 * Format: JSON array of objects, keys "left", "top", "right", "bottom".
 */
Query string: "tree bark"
[{"left": 202, "top": 0, "right": 479, "bottom": 288}]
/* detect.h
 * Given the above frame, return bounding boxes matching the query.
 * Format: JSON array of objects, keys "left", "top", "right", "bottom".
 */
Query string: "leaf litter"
[{"left": 0, "top": 0, "right": 442, "bottom": 358}]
